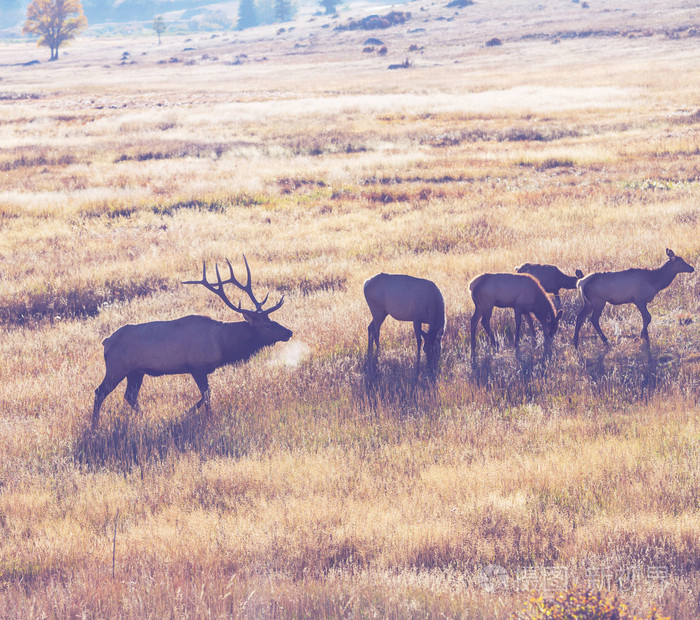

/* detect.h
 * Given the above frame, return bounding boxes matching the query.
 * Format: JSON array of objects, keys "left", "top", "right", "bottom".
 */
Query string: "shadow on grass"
[
  {"left": 466, "top": 330, "right": 674, "bottom": 409},
  {"left": 576, "top": 337, "right": 659, "bottom": 397},
  {"left": 73, "top": 407, "right": 213, "bottom": 471},
  {"left": 362, "top": 356, "right": 439, "bottom": 416},
  {"left": 466, "top": 332, "right": 557, "bottom": 403}
]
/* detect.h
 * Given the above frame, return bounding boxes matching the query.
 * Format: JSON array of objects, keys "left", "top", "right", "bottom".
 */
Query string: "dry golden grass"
[{"left": 0, "top": 0, "right": 699, "bottom": 617}]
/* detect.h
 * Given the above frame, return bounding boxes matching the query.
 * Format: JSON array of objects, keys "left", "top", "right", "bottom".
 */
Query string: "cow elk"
[
  {"left": 364, "top": 273, "right": 445, "bottom": 380},
  {"left": 573, "top": 248, "right": 694, "bottom": 348},
  {"left": 470, "top": 273, "right": 563, "bottom": 360},
  {"left": 515, "top": 263, "right": 584, "bottom": 309},
  {"left": 91, "top": 256, "right": 292, "bottom": 430}
]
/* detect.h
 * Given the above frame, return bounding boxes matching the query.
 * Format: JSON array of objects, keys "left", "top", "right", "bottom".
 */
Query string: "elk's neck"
[
  {"left": 652, "top": 260, "right": 680, "bottom": 292},
  {"left": 221, "top": 321, "right": 262, "bottom": 363},
  {"left": 429, "top": 313, "right": 446, "bottom": 335},
  {"left": 561, "top": 273, "right": 578, "bottom": 289},
  {"left": 534, "top": 295, "right": 555, "bottom": 323},
  {"left": 429, "top": 298, "right": 446, "bottom": 334}
]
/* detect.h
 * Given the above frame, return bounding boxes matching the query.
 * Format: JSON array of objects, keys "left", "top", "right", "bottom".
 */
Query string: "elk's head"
[
  {"left": 544, "top": 309, "right": 564, "bottom": 339},
  {"left": 666, "top": 248, "right": 695, "bottom": 274},
  {"left": 184, "top": 255, "right": 293, "bottom": 343},
  {"left": 239, "top": 308, "right": 293, "bottom": 344}
]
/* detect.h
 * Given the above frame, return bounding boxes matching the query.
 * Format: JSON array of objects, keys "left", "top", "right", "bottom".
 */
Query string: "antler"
[
  {"left": 183, "top": 255, "right": 284, "bottom": 316},
  {"left": 225, "top": 255, "right": 269, "bottom": 311}
]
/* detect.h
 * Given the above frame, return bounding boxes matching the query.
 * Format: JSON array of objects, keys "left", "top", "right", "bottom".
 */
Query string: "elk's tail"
[
  {"left": 468, "top": 274, "right": 486, "bottom": 293},
  {"left": 101, "top": 333, "right": 116, "bottom": 350},
  {"left": 576, "top": 274, "right": 594, "bottom": 305}
]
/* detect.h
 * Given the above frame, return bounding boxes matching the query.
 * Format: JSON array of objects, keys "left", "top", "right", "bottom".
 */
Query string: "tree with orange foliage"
[{"left": 23, "top": 0, "right": 88, "bottom": 61}]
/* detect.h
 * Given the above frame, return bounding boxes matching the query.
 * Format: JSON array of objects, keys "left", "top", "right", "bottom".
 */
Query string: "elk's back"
[
  {"left": 470, "top": 273, "right": 548, "bottom": 309},
  {"left": 516, "top": 263, "right": 576, "bottom": 292},
  {"left": 365, "top": 273, "right": 444, "bottom": 326},
  {"left": 103, "top": 315, "right": 230, "bottom": 375},
  {"left": 578, "top": 269, "right": 665, "bottom": 305}
]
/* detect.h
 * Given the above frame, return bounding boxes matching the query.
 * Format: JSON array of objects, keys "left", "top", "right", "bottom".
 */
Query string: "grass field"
[{"left": 0, "top": 0, "right": 699, "bottom": 617}]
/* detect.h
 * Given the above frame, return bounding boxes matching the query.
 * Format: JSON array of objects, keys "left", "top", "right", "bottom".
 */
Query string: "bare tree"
[
  {"left": 153, "top": 15, "right": 165, "bottom": 45},
  {"left": 23, "top": 0, "right": 87, "bottom": 61}
]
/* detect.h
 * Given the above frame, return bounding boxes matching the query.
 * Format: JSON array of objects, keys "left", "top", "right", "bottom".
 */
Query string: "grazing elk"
[
  {"left": 573, "top": 248, "right": 694, "bottom": 348},
  {"left": 91, "top": 256, "right": 292, "bottom": 430},
  {"left": 515, "top": 263, "right": 584, "bottom": 309},
  {"left": 364, "top": 273, "right": 445, "bottom": 380},
  {"left": 470, "top": 273, "right": 563, "bottom": 360}
]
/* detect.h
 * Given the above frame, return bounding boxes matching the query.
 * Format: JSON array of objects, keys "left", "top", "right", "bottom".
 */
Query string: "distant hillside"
[
  {"left": 1, "top": 1, "right": 218, "bottom": 30},
  {"left": 0, "top": 0, "right": 398, "bottom": 34}
]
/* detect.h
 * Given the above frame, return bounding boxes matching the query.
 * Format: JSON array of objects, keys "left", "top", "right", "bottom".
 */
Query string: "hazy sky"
[{"left": 1, "top": 1, "right": 231, "bottom": 29}]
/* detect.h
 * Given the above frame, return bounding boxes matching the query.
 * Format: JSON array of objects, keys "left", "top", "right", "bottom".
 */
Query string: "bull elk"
[
  {"left": 364, "top": 273, "right": 445, "bottom": 380},
  {"left": 573, "top": 248, "right": 694, "bottom": 348},
  {"left": 469, "top": 272, "right": 562, "bottom": 360},
  {"left": 91, "top": 255, "right": 292, "bottom": 430},
  {"left": 515, "top": 263, "right": 584, "bottom": 309}
]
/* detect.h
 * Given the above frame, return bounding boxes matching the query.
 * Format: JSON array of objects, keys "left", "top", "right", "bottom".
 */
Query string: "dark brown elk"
[
  {"left": 364, "top": 273, "right": 445, "bottom": 380},
  {"left": 515, "top": 263, "right": 584, "bottom": 308},
  {"left": 573, "top": 248, "right": 694, "bottom": 348},
  {"left": 91, "top": 256, "right": 292, "bottom": 430},
  {"left": 469, "top": 272, "right": 562, "bottom": 360}
]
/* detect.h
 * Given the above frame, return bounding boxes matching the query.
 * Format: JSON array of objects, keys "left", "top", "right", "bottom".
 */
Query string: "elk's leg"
[
  {"left": 633, "top": 302, "right": 652, "bottom": 342},
  {"left": 573, "top": 302, "right": 592, "bottom": 348},
  {"left": 470, "top": 309, "right": 482, "bottom": 360},
  {"left": 124, "top": 372, "right": 144, "bottom": 412},
  {"left": 413, "top": 321, "right": 423, "bottom": 379},
  {"left": 553, "top": 292, "right": 562, "bottom": 311},
  {"left": 192, "top": 373, "right": 211, "bottom": 413},
  {"left": 367, "top": 323, "right": 375, "bottom": 359},
  {"left": 424, "top": 327, "right": 442, "bottom": 381},
  {"left": 481, "top": 308, "right": 496, "bottom": 348},
  {"left": 367, "top": 315, "right": 386, "bottom": 367},
  {"left": 514, "top": 310, "right": 523, "bottom": 349},
  {"left": 590, "top": 305, "right": 609, "bottom": 346},
  {"left": 92, "top": 373, "right": 123, "bottom": 431},
  {"left": 543, "top": 333, "right": 552, "bottom": 358},
  {"left": 525, "top": 313, "right": 536, "bottom": 344}
]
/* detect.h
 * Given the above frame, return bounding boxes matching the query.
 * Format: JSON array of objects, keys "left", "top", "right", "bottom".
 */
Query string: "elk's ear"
[
  {"left": 667, "top": 248, "right": 676, "bottom": 259},
  {"left": 575, "top": 269, "right": 584, "bottom": 279},
  {"left": 554, "top": 309, "right": 563, "bottom": 325}
]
